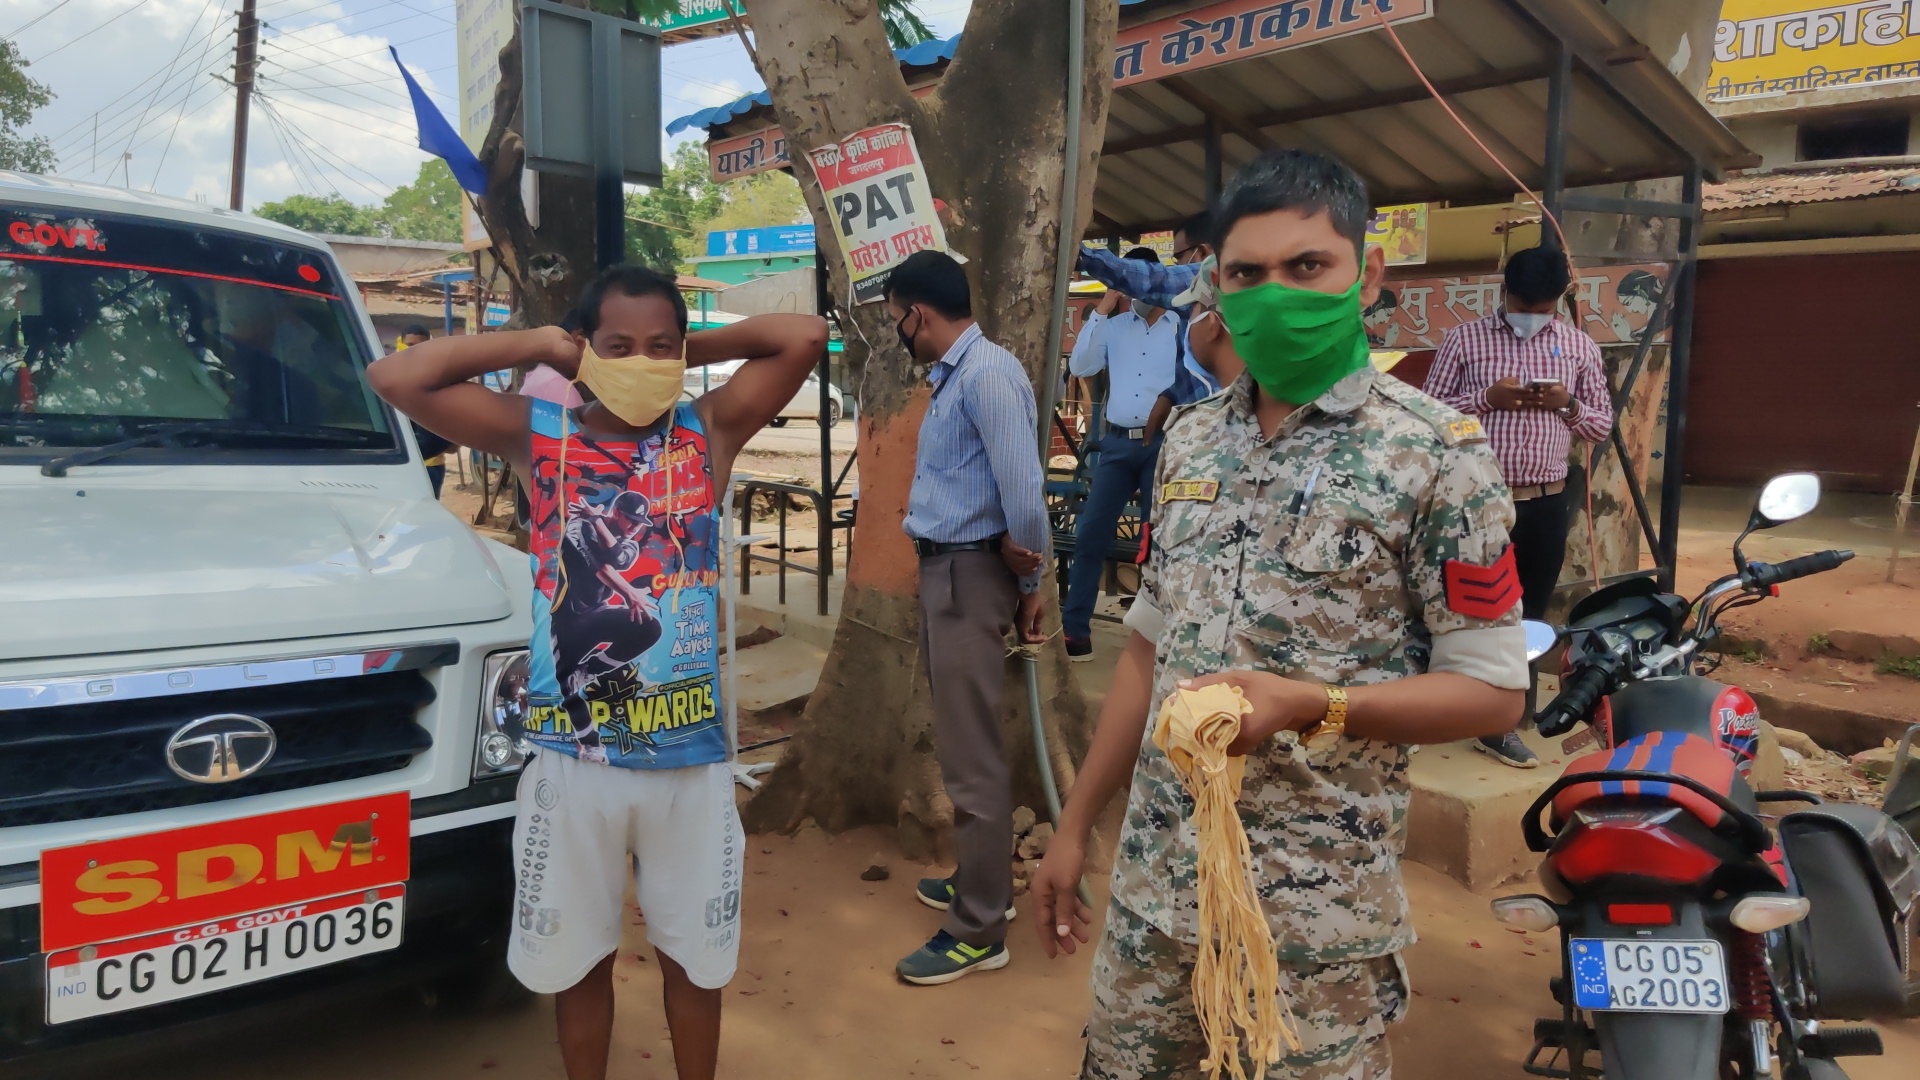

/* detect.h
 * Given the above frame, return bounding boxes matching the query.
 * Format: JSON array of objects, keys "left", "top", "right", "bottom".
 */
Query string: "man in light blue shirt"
[
  {"left": 1061, "top": 248, "right": 1180, "bottom": 661},
  {"left": 1075, "top": 210, "right": 1218, "bottom": 409},
  {"left": 886, "top": 250, "right": 1049, "bottom": 987}
]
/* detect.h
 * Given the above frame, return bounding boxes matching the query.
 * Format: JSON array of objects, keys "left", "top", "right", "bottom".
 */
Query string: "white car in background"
[{"left": 683, "top": 359, "right": 845, "bottom": 428}]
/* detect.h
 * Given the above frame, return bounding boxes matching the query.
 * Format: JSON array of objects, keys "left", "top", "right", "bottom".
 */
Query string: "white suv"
[{"left": 0, "top": 173, "right": 534, "bottom": 1060}]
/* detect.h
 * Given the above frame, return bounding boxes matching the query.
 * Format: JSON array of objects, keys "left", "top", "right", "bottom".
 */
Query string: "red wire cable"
[{"left": 1369, "top": 4, "right": 1602, "bottom": 587}]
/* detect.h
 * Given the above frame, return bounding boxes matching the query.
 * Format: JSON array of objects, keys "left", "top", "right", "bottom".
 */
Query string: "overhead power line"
[
  {"left": 5, "top": 0, "right": 81, "bottom": 40},
  {"left": 33, "top": 0, "right": 156, "bottom": 64}
]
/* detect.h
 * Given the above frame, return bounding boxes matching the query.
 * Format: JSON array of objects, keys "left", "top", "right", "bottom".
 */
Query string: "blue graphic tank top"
[{"left": 523, "top": 398, "right": 726, "bottom": 770}]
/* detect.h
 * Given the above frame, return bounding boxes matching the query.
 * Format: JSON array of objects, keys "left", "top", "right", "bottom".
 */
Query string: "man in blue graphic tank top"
[{"left": 371, "top": 265, "right": 825, "bottom": 1080}]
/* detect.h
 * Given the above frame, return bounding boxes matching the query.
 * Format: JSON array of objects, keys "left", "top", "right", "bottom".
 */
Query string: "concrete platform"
[
  {"left": 1405, "top": 728, "right": 1561, "bottom": 891},
  {"left": 731, "top": 635, "right": 830, "bottom": 714}
]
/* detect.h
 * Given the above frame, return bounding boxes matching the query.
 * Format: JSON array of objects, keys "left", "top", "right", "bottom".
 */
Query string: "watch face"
[{"left": 1304, "top": 728, "right": 1344, "bottom": 750}]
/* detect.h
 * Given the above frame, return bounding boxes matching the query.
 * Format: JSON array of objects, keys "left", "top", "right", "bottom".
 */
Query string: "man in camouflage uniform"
[{"left": 1033, "top": 150, "right": 1531, "bottom": 1079}]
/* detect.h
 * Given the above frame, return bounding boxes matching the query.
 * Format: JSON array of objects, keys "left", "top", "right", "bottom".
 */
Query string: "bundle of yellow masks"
[{"left": 1153, "top": 683, "right": 1301, "bottom": 1080}]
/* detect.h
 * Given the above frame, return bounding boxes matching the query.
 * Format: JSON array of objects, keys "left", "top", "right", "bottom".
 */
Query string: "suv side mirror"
[{"left": 1736, "top": 472, "right": 1820, "bottom": 571}]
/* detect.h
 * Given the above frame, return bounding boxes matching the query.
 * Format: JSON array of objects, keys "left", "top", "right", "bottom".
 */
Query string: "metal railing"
[{"left": 736, "top": 479, "right": 834, "bottom": 616}]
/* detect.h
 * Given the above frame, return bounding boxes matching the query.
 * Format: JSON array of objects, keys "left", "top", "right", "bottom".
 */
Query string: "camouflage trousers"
[{"left": 1083, "top": 901, "right": 1409, "bottom": 1080}]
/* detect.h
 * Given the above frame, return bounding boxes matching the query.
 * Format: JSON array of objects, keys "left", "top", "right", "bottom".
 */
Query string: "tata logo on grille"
[{"left": 166, "top": 714, "right": 277, "bottom": 783}]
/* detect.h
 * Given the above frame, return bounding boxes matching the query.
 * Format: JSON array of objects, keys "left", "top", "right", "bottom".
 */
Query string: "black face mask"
[{"left": 895, "top": 307, "right": 921, "bottom": 358}]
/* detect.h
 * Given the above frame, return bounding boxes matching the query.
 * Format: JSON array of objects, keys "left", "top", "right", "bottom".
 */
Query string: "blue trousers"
[{"left": 1062, "top": 432, "right": 1160, "bottom": 640}]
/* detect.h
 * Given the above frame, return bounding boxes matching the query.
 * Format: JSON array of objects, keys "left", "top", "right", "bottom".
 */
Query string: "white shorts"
[{"left": 507, "top": 751, "right": 743, "bottom": 993}]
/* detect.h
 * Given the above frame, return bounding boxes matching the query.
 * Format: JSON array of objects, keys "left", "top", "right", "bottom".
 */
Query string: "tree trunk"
[
  {"left": 473, "top": 1, "right": 604, "bottom": 329},
  {"left": 738, "top": 0, "right": 1118, "bottom": 858},
  {"left": 1556, "top": 0, "right": 1724, "bottom": 608}
]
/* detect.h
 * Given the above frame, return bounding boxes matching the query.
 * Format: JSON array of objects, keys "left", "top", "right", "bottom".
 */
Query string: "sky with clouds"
[{"left": 8, "top": 0, "right": 974, "bottom": 211}]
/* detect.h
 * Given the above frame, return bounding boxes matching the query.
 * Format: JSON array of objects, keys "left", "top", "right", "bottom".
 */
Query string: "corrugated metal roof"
[
  {"left": 1705, "top": 166, "right": 1920, "bottom": 211},
  {"left": 665, "top": 35, "right": 961, "bottom": 134},
  {"left": 1093, "top": 0, "right": 1756, "bottom": 230}
]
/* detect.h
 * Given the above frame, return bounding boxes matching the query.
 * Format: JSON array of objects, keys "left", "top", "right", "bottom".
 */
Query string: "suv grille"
[{"left": 0, "top": 670, "right": 434, "bottom": 828}]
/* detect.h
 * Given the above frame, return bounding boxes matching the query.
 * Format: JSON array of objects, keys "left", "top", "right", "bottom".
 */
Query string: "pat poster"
[
  {"left": 808, "top": 123, "right": 948, "bottom": 304},
  {"left": 522, "top": 402, "right": 726, "bottom": 769}
]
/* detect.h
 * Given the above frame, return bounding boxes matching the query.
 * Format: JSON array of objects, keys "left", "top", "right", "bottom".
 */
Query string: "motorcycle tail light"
[
  {"left": 1491, "top": 895, "right": 1560, "bottom": 932},
  {"left": 1729, "top": 895, "right": 1810, "bottom": 933},
  {"left": 1607, "top": 903, "right": 1674, "bottom": 926},
  {"left": 1551, "top": 818, "right": 1719, "bottom": 885}
]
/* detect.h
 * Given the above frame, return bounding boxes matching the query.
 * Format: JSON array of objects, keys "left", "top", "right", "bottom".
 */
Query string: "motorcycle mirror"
[
  {"left": 1737, "top": 473, "right": 1821, "bottom": 571},
  {"left": 1752, "top": 472, "right": 1821, "bottom": 528},
  {"left": 1523, "top": 620, "right": 1559, "bottom": 662}
]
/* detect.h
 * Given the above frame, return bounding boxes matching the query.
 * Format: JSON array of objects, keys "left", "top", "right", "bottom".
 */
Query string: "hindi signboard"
[
  {"left": 1708, "top": 0, "right": 1920, "bottom": 102},
  {"left": 710, "top": 128, "right": 791, "bottom": 183},
  {"left": 1365, "top": 264, "right": 1670, "bottom": 350},
  {"left": 808, "top": 124, "right": 948, "bottom": 304},
  {"left": 1366, "top": 203, "right": 1428, "bottom": 266},
  {"left": 1111, "top": 0, "right": 1433, "bottom": 88},
  {"left": 644, "top": 0, "right": 736, "bottom": 34}
]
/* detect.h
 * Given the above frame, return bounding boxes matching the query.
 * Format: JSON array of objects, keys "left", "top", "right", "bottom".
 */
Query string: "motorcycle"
[{"left": 1493, "top": 473, "right": 1920, "bottom": 1080}]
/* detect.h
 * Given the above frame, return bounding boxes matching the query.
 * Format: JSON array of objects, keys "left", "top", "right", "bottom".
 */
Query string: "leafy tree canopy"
[
  {"left": 255, "top": 160, "right": 463, "bottom": 243},
  {"left": 0, "top": 41, "right": 56, "bottom": 175}
]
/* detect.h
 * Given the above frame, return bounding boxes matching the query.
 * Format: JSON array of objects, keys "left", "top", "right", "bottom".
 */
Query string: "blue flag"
[{"left": 391, "top": 47, "right": 488, "bottom": 196}]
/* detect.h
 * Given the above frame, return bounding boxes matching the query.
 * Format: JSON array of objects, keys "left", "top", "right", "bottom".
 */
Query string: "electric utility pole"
[{"left": 228, "top": 0, "right": 259, "bottom": 210}]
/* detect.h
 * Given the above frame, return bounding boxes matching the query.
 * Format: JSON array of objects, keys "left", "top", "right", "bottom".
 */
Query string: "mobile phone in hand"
[{"left": 1527, "top": 378, "right": 1563, "bottom": 392}]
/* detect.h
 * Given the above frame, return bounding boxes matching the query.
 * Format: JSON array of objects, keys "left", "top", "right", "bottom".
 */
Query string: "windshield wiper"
[{"left": 39, "top": 419, "right": 380, "bottom": 476}]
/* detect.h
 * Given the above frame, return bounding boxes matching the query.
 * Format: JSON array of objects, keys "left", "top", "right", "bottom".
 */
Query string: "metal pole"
[
  {"left": 1888, "top": 408, "right": 1919, "bottom": 582},
  {"left": 1204, "top": 117, "right": 1224, "bottom": 206},
  {"left": 1036, "top": 0, "right": 1086, "bottom": 458},
  {"left": 814, "top": 253, "right": 834, "bottom": 582},
  {"left": 442, "top": 281, "right": 454, "bottom": 337},
  {"left": 1541, "top": 42, "right": 1570, "bottom": 251},
  {"left": 1656, "top": 167, "right": 1704, "bottom": 592},
  {"left": 701, "top": 291, "right": 711, "bottom": 392},
  {"left": 591, "top": 23, "right": 626, "bottom": 270},
  {"left": 228, "top": 0, "right": 259, "bottom": 211}
]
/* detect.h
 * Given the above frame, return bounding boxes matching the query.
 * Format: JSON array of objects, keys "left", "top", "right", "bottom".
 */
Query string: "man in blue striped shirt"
[{"left": 886, "top": 250, "right": 1049, "bottom": 987}]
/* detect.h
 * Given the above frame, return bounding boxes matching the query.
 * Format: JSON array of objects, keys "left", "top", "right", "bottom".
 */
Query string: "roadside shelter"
[{"left": 669, "top": 0, "right": 1756, "bottom": 594}]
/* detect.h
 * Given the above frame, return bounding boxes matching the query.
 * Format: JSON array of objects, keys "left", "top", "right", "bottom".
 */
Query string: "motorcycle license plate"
[
  {"left": 1569, "top": 938, "right": 1730, "bottom": 1014},
  {"left": 44, "top": 886, "right": 405, "bottom": 1025}
]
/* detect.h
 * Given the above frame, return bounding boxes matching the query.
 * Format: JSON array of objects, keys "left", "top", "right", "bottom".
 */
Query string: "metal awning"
[
  {"left": 672, "top": 0, "right": 1755, "bottom": 232},
  {"left": 1092, "top": 0, "right": 1756, "bottom": 231}
]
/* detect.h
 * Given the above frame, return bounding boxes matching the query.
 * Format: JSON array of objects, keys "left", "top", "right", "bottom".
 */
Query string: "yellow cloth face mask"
[{"left": 576, "top": 344, "right": 685, "bottom": 427}]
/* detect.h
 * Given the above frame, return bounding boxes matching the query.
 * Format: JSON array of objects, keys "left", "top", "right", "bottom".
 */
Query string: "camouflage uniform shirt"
[{"left": 1114, "top": 366, "right": 1524, "bottom": 964}]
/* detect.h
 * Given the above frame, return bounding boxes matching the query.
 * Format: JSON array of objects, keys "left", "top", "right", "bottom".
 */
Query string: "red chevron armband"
[
  {"left": 1444, "top": 545, "right": 1521, "bottom": 620},
  {"left": 1136, "top": 522, "right": 1151, "bottom": 565}
]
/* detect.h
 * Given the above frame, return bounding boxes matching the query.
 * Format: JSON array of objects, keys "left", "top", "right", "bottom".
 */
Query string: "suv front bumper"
[{"left": 0, "top": 786, "right": 518, "bottom": 1063}]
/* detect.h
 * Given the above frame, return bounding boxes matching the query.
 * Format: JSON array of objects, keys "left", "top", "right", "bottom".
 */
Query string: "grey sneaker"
[
  {"left": 896, "top": 930, "right": 1009, "bottom": 986},
  {"left": 1475, "top": 731, "right": 1539, "bottom": 769},
  {"left": 915, "top": 876, "right": 1016, "bottom": 922}
]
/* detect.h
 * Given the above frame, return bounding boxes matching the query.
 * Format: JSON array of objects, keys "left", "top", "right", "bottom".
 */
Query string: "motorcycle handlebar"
[
  {"left": 1744, "top": 549, "right": 1854, "bottom": 590},
  {"left": 1535, "top": 660, "right": 1616, "bottom": 737}
]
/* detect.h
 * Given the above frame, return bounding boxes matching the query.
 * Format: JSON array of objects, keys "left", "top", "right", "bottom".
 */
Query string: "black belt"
[{"left": 913, "top": 536, "right": 1003, "bottom": 558}]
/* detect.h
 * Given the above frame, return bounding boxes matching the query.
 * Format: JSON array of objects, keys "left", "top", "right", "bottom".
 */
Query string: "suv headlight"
[{"left": 475, "top": 649, "right": 532, "bottom": 778}]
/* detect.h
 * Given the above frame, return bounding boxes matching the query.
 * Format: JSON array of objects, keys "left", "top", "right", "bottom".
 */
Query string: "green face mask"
[{"left": 1215, "top": 278, "right": 1370, "bottom": 405}]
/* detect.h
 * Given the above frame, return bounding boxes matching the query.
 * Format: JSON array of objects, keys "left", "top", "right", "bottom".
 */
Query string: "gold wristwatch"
[{"left": 1302, "top": 685, "right": 1349, "bottom": 749}]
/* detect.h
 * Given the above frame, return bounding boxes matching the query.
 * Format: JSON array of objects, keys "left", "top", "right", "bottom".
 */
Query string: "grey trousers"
[{"left": 917, "top": 549, "right": 1018, "bottom": 948}]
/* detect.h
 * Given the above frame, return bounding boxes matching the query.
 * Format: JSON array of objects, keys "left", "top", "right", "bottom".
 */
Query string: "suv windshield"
[{"left": 0, "top": 205, "right": 398, "bottom": 460}]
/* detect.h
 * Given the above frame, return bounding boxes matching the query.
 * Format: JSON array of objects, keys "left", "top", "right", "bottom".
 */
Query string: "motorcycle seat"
[{"left": 1552, "top": 730, "right": 1738, "bottom": 832}]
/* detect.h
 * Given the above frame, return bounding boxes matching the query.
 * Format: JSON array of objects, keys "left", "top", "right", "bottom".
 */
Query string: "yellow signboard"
[
  {"left": 1708, "top": 0, "right": 1920, "bottom": 102},
  {"left": 1366, "top": 203, "right": 1428, "bottom": 266}
]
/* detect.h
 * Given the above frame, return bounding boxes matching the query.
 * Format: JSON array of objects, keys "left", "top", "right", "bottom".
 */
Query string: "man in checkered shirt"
[{"left": 1422, "top": 245, "right": 1613, "bottom": 768}]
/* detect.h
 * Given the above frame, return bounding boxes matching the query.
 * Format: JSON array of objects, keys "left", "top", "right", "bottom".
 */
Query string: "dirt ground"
[{"left": 84, "top": 818, "right": 1920, "bottom": 1080}]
